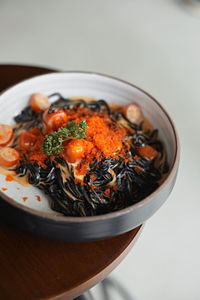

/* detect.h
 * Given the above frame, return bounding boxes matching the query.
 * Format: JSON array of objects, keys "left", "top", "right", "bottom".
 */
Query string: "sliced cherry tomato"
[
  {"left": 64, "top": 139, "right": 85, "bottom": 163},
  {"left": 29, "top": 93, "right": 50, "bottom": 112},
  {"left": 136, "top": 144, "right": 158, "bottom": 161},
  {"left": 43, "top": 109, "right": 68, "bottom": 130},
  {"left": 123, "top": 104, "right": 143, "bottom": 124},
  {"left": 29, "top": 127, "right": 40, "bottom": 136},
  {"left": 0, "top": 147, "right": 20, "bottom": 168},
  {"left": 19, "top": 131, "right": 37, "bottom": 150},
  {"left": 0, "top": 124, "right": 13, "bottom": 146}
]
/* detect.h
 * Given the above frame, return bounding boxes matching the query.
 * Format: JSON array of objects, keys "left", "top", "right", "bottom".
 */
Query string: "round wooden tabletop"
[{"left": 0, "top": 65, "right": 142, "bottom": 300}]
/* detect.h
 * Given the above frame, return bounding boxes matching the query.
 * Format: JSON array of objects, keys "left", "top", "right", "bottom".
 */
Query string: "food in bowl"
[{"left": 0, "top": 93, "right": 168, "bottom": 216}]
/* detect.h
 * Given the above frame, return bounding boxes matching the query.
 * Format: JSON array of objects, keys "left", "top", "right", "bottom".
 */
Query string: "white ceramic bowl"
[{"left": 0, "top": 72, "right": 180, "bottom": 241}]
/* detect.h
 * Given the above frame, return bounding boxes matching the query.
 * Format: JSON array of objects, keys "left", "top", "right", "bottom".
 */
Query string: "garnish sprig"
[{"left": 41, "top": 120, "right": 88, "bottom": 156}]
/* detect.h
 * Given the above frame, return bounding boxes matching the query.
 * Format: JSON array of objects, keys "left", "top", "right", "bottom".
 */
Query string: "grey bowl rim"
[{"left": 0, "top": 71, "right": 180, "bottom": 223}]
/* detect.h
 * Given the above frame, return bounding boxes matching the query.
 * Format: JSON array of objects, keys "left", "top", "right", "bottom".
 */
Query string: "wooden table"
[{"left": 0, "top": 65, "right": 142, "bottom": 300}]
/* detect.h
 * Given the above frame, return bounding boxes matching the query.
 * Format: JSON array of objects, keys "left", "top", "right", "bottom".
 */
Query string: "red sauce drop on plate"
[
  {"left": 23, "top": 197, "right": 28, "bottom": 202},
  {"left": 36, "top": 195, "right": 41, "bottom": 202},
  {"left": 1, "top": 187, "right": 7, "bottom": 191},
  {"left": 6, "top": 175, "right": 14, "bottom": 182}
]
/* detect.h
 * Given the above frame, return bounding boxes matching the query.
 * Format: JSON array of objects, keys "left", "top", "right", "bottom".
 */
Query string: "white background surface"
[{"left": 0, "top": 1, "right": 200, "bottom": 299}]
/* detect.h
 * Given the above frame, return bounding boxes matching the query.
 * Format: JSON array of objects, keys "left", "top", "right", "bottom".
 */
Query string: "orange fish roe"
[
  {"left": 6, "top": 175, "right": 14, "bottom": 182},
  {"left": 104, "top": 188, "right": 110, "bottom": 197},
  {"left": 70, "top": 114, "right": 128, "bottom": 177},
  {"left": 74, "top": 178, "right": 86, "bottom": 185},
  {"left": 23, "top": 197, "right": 28, "bottom": 202},
  {"left": 1, "top": 187, "right": 7, "bottom": 191},
  {"left": 86, "top": 116, "right": 126, "bottom": 156},
  {"left": 90, "top": 173, "right": 96, "bottom": 182},
  {"left": 29, "top": 151, "right": 48, "bottom": 168},
  {"left": 75, "top": 160, "right": 90, "bottom": 176}
]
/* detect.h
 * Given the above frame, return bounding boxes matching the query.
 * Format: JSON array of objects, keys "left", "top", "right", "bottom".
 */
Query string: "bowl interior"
[{"left": 0, "top": 72, "right": 177, "bottom": 215}]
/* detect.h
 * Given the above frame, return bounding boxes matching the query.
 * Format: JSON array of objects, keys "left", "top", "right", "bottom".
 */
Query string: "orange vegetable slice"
[
  {"left": 0, "top": 124, "right": 13, "bottom": 146},
  {"left": 19, "top": 131, "right": 37, "bottom": 150},
  {"left": 43, "top": 109, "right": 68, "bottom": 130},
  {"left": 123, "top": 104, "right": 143, "bottom": 124},
  {"left": 0, "top": 147, "right": 20, "bottom": 168},
  {"left": 29, "top": 93, "right": 50, "bottom": 112}
]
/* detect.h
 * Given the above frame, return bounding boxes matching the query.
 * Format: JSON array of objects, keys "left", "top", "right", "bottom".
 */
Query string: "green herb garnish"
[{"left": 41, "top": 120, "right": 88, "bottom": 156}]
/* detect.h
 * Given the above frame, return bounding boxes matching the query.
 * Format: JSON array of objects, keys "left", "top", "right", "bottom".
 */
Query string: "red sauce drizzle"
[
  {"left": 36, "top": 195, "right": 41, "bottom": 202},
  {"left": 6, "top": 175, "right": 14, "bottom": 182},
  {"left": 1, "top": 187, "right": 7, "bottom": 191}
]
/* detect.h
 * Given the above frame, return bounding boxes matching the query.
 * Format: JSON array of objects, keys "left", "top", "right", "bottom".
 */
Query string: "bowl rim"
[{"left": 0, "top": 71, "right": 180, "bottom": 223}]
